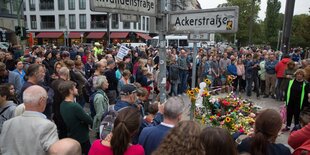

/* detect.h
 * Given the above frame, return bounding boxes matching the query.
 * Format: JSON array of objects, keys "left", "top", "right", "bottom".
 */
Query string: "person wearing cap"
[
  {"left": 283, "top": 69, "right": 309, "bottom": 132},
  {"left": 114, "top": 84, "right": 137, "bottom": 111},
  {"left": 93, "top": 42, "right": 103, "bottom": 59}
]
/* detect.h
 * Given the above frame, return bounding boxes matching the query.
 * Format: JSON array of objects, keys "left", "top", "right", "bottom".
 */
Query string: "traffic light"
[
  {"left": 21, "top": 27, "right": 29, "bottom": 40},
  {"left": 15, "top": 26, "right": 21, "bottom": 36}
]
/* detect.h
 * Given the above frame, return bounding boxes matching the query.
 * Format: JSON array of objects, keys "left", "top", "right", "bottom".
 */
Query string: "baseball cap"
[{"left": 120, "top": 84, "right": 137, "bottom": 95}]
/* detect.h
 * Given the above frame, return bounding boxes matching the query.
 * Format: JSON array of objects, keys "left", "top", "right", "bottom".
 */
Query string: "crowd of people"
[{"left": 0, "top": 42, "right": 309, "bottom": 154}]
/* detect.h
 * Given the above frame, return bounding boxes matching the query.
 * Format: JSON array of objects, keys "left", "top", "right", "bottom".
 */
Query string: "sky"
[{"left": 197, "top": 0, "right": 310, "bottom": 20}]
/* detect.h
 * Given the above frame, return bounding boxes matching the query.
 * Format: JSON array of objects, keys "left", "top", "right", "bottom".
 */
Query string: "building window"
[
  {"left": 133, "top": 22, "right": 137, "bottom": 29},
  {"left": 142, "top": 17, "right": 145, "bottom": 30},
  {"left": 69, "top": 14, "right": 76, "bottom": 29},
  {"left": 30, "top": 15, "right": 37, "bottom": 29},
  {"left": 39, "top": 0, "right": 54, "bottom": 10},
  {"left": 29, "top": 0, "right": 35, "bottom": 11},
  {"left": 59, "top": 15, "right": 65, "bottom": 29},
  {"left": 146, "top": 18, "right": 149, "bottom": 31},
  {"left": 41, "top": 15, "right": 55, "bottom": 29},
  {"left": 91, "top": 15, "right": 107, "bottom": 29},
  {"left": 79, "top": 14, "right": 86, "bottom": 29},
  {"left": 68, "top": 0, "right": 75, "bottom": 10},
  {"left": 58, "top": 0, "right": 64, "bottom": 10},
  {"left": 123, "top": 22, "right": 130, "bottom": 29},
  {"left": 138, "top": 18, "right": 141, "bottom": 30},
  {"left": 111, "top": 14, "right": 118, "bottom": 29},
  {"left": 23, "top": 2, "right": 26, "bottom": 11},
  {"left": 79, "top": 0, "right": 86, "bottom": 10}
]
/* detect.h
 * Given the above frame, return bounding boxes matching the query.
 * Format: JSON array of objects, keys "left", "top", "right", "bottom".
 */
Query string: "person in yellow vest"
[
  {"left": 93, "top": 42, "right": 103, "bottom": 60},
  {"left": 283, "top": 69, "right": 309, "bottom": 131}
]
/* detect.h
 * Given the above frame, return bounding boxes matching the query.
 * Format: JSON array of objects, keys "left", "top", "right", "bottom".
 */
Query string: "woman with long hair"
[
  {"left": 88, "top": 108, "right": 144, "bottom": 155},
  {"left": 152, "top": 120, "right": 204, "bottom": 155},
  {"left": 237, "top": 109, "right": 291, "bottom": 155},
  {"left": 200, "top": 127, "right": 237, "bottom": 155}
]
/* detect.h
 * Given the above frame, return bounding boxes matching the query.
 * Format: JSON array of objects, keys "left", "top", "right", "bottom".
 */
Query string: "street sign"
[
  {"left": 168, "top": 7, "right": 239, "bottom": 34},
  {"left": 120, "top": 14, "right": 139, "bottom": 22},
  {"left": 90, "top": 0, "right": 157, "bottom": 16},
  {"left": 188, "top": 33, "right": 210, "bottom": 41}
]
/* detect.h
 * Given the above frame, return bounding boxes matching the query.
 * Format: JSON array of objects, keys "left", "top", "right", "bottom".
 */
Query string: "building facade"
[
  {"left": 0, "top": 0, "right": 24, "bottom": 44},
  {"left": 24, "top": 0, "right": 152, "bottom": 46}
]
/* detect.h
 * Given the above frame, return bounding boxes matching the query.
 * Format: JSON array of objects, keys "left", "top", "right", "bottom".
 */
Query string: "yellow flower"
[
  {"left": 202, "top": 91, "right": 209, "bottom": 97},
  {"left": 225, "top": 117, "right": 232, "bottom": 123},
  {"left": 188, "top": 90, "right": 194, "bottom": 96},
  {"left": 204, "top": 79, "right": 212, "bottom": 85},
  {"left": 190, "top": 96, "right": 197, "bottom": 101},
  {"left": 194, "top": 88, "right": 199, "bottom": 93}
]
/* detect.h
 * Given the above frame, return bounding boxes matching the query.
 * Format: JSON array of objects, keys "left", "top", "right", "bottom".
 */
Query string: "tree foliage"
[
  {"left": 220, "top": 0, "right": 261, "bottom": 46},
  {"left": 264, "top": 0, "right": 281, "bottom": 49},
  {"left": 290, "top": 14, "right": 310, "bottom": 48}
]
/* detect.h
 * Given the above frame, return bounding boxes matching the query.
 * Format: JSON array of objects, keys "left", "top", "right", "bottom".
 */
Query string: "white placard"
[{"left": 116, "top": 45, "right": 130, "bottom": 60}]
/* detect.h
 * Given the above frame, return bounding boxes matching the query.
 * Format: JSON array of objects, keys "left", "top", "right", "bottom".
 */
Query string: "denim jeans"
[
  {"left": 246, "top": 77, "right": 260, "bottom": 97},
  {"left": 178, "top": 69, "right": 188, "bottom": 94}
]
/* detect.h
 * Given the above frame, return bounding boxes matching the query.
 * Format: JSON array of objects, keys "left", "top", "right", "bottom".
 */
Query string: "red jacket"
[
  {"left": 275, "top": 58, "right": 291, "bottom": 78},
  {"left": 288, "top": 123, "right": 310, "bottom": 149},
  {"left": 293, "top": 139, "right": 310, "bottom": 155}
]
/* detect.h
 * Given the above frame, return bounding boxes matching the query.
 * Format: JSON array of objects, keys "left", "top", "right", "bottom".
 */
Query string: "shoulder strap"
[{"left": 0, "top": 106, "right": 11, "bottom": 115}]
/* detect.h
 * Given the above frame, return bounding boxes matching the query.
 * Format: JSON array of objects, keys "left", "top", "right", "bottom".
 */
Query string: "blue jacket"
[
  {"left": 139, "top": 124, "right": 172, "bottom": 155},
  {"left": 227, "top": 64, "right": 237, "bottom": 76},
  {"left": 114, "top": 100, "right": 135, "bottom": 111},
  {"left": 265, "top": 60, "right": 278, "bottom": 74}
]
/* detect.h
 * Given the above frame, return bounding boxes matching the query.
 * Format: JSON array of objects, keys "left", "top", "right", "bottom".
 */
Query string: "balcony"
[
  {"left": 41, "top": 22, "right": 55, "bottom": 29},
  {"left": 90, "top": 21, "right": 107, "bottom": 29},
  {"left": 39, "top": 1, "right": 54, "bottom": 10}
]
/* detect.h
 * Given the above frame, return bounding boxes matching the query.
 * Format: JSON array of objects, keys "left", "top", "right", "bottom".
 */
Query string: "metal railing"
[{"left": 41, "top": 22, "right": 55, "bottom": 29}]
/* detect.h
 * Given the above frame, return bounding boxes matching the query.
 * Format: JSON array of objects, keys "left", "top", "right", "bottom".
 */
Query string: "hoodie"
[
  {"left": 0, "top": 101, "right": 17, "bottom": 132},
  {"left": 275, "top": 58, "right": 291, "bottom": 78}
]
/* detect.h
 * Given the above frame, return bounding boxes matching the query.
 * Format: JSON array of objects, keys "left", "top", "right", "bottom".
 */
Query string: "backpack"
[
  {"left": 169, "top": 65, "right": 179, "bottom": 81},
  {"left": 293, "top": 139, "right": 310, "bottom": 155},
  {"left": 99, "top": 106, "right": 128, "bottom": 139}
]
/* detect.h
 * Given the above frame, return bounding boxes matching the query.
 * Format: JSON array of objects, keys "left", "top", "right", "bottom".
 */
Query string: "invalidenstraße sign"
[
  {"left": 168, "top": 7, "right": 239, "bottom": 34},
  {"left": 90, "top": 0, "right": 156, "bottom": 16}
]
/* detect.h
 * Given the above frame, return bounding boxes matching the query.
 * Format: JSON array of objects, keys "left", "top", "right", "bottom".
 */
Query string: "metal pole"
[
  {"left": 17, "top": 0, "right": 24, "bottom": 50},
  {"left": 159, "top": 0, "right": 167, "bottom": 103},
  {"left": 107, "top": 13, "right": 111, "bottom": 47},
  {"left": 190, "top": 41, "right": 198, "bottom": 120},
  {"left": 248, "top": 0, "right": 255, "bottom": 45},
  {"left": 277, "top": 30, "right": 281, "bottom": 51},
  {"left": 191, "top": 42, "right": 198, "bottom": 88},
  {"left": 281, "top": 0, "right": 295, "bottom": 54}
]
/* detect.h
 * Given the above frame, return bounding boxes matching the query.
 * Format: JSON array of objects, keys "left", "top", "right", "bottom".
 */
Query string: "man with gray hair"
[
  {"left": 51, "top": 67, "right": 70, "bottom": 139},
  {"left": 139, "top": 96, "right": 184, "bottom": 155},
  {"left": 0, "top": 85, "right": 59, "bottom": 154}
]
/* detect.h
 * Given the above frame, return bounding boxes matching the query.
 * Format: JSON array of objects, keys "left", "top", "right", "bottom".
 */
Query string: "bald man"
[
  {"left": 0, "top": 85, "right": 59, "bottom": 155},
  {"left": 48, "top": 138, "right": 82, "bottom": 155}
]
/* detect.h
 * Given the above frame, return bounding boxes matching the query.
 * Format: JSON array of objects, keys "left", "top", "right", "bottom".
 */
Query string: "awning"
[
  {"left": 86, "top": 32, "right": 105, "bottom": 39},
  {"left": 36, "top": 32, "right": 63, "bottom": 38},
  {"left": 110, "top": 32, "right": 129, "bottom": 39},
  {"left": 136, "top": 33, "right": 152, "bottom": 40},
  {"left": 68, "top": 32, "right": 82, "bottom": 39}
]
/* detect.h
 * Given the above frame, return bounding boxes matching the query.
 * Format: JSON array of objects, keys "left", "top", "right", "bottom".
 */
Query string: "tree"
[
  {"left": 225, "top": 0, "right": 261, "bottom": 46},
  {"left": 290, "top": 14, "right": 310, "bottom": 48},
  {"left": 265, "top": 0, "right": 281, "bottom": 49}
]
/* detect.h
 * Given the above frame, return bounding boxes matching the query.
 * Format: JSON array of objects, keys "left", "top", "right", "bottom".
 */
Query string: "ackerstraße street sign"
[{"left": 168, "top": 7, "right": 239, "bottom": 34}]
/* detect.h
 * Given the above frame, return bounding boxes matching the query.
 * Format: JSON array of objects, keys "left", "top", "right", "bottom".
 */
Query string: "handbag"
[{"left": 280, "top": 104, "right": 287, "bottom": 124}]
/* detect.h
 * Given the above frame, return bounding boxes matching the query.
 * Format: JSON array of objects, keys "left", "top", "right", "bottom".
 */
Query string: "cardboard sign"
[{"left": 116, "top": 45, "right": 130, "bottom": 60}]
